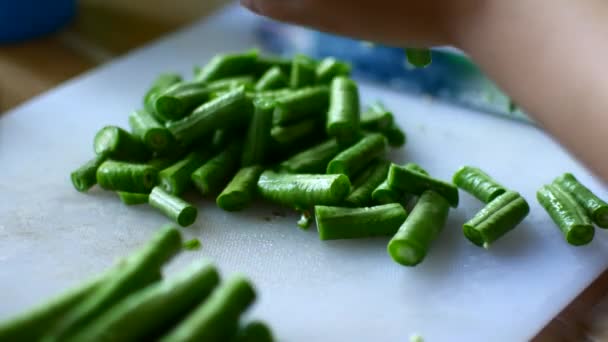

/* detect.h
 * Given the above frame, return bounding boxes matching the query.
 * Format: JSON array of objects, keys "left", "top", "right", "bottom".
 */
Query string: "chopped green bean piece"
[
  {"left": 154, "top": 82, "right": 210, "bottom": 121},
  {"left": 273, "top": 86, "right": 329, "bottom": 125},
  {"left": 47, "top": 225, "right": 182, "bottom": 341},
  {"left": 94, "top": 126, "right": 150, "bottom": 162},
  {"left": 149, "top": 186, "right": 198, "bottom": 227},
  {"left": 147, "top": 156, "right": 183, "bottom": 171},
  {"left": 371, "top": 180, "right": 402, "bottom": 205},
  {"left": 405, "top": 48, "right": 432, "bottom": 68},
  {"left": 345, "top": 160, "right": 390, "bottom": 207},
  {"left": 279, "top": 139, "right": 342, "bottom": 174},
  {"left": 242, "top": 99, "right": 274, "bottom": 167},
  {"left": 327, "top": 133, "right": 388, "bottom": 179},
  {"left": 289, "top": 54, "right": 316, "bottom": 88},
  {"left": 144, "top": 73, "right": 182, "bottom": 120},
  {"left": 232, "top": 321, "right": 274, "bottom": 342},
  {"left": 159, "top": 151, "right": 209, "bottom": 196},
  {"left": 71, "top": 154, "right": 107, "bottom": 192},
  {"left": 195, "top": 49, "right": 259, "bottom": 83},
  {"left": 118, "top": 192, "right": 149, "bottom": 205},
  {"left": 388, "top": 190, "right": 449, "bottom": 266},
  {"left": 128, "top": 109, "right": 174, "bottom": 153},
  {"left": 553, "top": 173, "right": 608, "bottom": 228},
  {"left": 402, "top": 162, "right": 429, "bottom": 176},
  {"left": 316, "top": 57, "right": 351, "bottom": 84},
  {"left": 255, "top": 66, "right": 288, "bottom": 91},
  {"left": 453, "top": 166, "right": 506, "bottom": 203},
  {"left": 207, "top": 76, "right": 255, "bottom": 92},
  {"left": 463, "top": 191, "right": 530, "bottom": 248},
  {"left": 255, "top": 88, "right": 293, "bottom": 101},
  {"left": 361, "top": 102, "right": 394, "bottom": 131},
  {"left": 326, "top": 76, "right": 360, "bottom": 145},
  {"left": 257, "top": 171, "right": 351, "bottom": 209},
  {"left": 217, "top": 166, "right": 264, "bottom": 212},
  {"left": 191, "top": 140, "right": 243, "bottom": 196},
  {"left": 159, "top": 275, "right": 256, "bottom": 342},
  {"left": 96, "top": 160, "right": 158, "bottom": 193},
  {"left": 254, "top": 55, "right": 292, "bottom": 77},
  {"left": 183, "top": 238, "right": 202, "bottom": 251},
  {"left": 383, "top": 123, "right": 407, "bottom": 147},
  {"left": 271, "top": 119, "right": 319, "bottom": 145},
  {"left": 537, "top": 184, "right": 594, "bottom": 246},
  {"left": 166, "top": 86, "right": 253, "bottom": 146},
  {"left": 315, "top": 204, "right": 408, "bottom": 240},
  {"left": 388, "top": 163, "right": 459, "bottom": 207},
  {"left": 69, "top": 261, "right": 219, "bottom": 342}
]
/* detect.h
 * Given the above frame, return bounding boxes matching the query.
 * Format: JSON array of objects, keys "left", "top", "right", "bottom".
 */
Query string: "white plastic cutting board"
[{"left": 1, "top": 5, "right": 608, "bottom": 342}]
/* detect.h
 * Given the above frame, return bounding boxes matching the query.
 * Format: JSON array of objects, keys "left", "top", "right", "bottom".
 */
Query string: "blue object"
[{"left": 0, "top": 0, "right": 76, "bottom": 43}]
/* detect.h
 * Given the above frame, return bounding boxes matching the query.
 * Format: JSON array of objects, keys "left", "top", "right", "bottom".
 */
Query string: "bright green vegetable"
[
  {"left": 405, "top": 48, "right": 432, "bottom": 68},
  {"left": 128, "top": 109, "right": 174, "bottom": 153},
  {"left": 345, "top": 160, "right": 390, "bottom": 207},
  {"left": 254, "top": 88, "right": 293, "bottom": 101},
  {"left": 147, "top": 156, "right": 183, "bottom": 171},
  {"left": 553, "top": 173, "right": 608, "bottom": 228},
  {"left": 382, "top": 123, "right": 407, "bottom": 147},
  {"left": 144, "top": 73, "right": 182, "bottom": 119},
  {"left": 388, "top": 163, "right": 459, "bottom": 207},
  {"left": 289, "top": 54, "right": 316, "bottom": 88},
  {"left": 272, "top": 86, "right": 329, "bottom": 125},
  {"left": 453, "top": 166, "right": 506, "bottom": 203},
  {"left": 315, "top": 57, "right": 351, "bottom": 84},
  {"left": 117, "top": 192, "right": 149, "bottom": 205},
  {"left": 159, "top": 275, "right": 256, "bottom": 342},
  {"left": 463, "top": 191, "right": 530, "bottom": 248},
  {"left": 255, "top": 66, "right": 288, "bottom": 91},
  {"left": 388, "top": 190, "right": 450, "bottom": 266},
  {"left": 257, "top": 171, "right": 351, "bottom": 209},
  {"left": 279, "top": 139, "right": 342, "bottom": 174},
  {"left": 254, "top": 55, "right": 292, "bottom": 77},
  {"left": 166, "top": 87, "right": 253, "bottom": 146},
  {"left": 217, "top": 166, "right": 264, "bottom": 212},
  {"left": 371, "top": 180, "right": 402, "bottom": 205},
  {"left": 159, "top": 151, "right": 208, "bottom": 196},
  {"left": 232, "top": 321, "right": 274, "bottom": 342},
  {"left": 327, "top": 133, "right": 388, "bottom": 178},
  {"left": 326, "top": 76, "right": 360, "bottom": 145},
  {"left": 69, "top": 261, "right": 220, "bottom": 342},
  {"left": 154, "top": 82, "right": 210, "bottom": 121},
  {"left": 315, "top": 204, "right": 408, "bottom": 240},
  {"left": 71, "top": 154, "right": 107, "bottom": 192},
  {"left": 537, "top": 184, "right": 594, "bottom": 246},
  {"left": 149, "top": 186, "right": 198, "bottom": 227},
  {"left": 96, "top": 161, "right": 158, "bottom": 193},
  {"left": 191, "top": 140, "right": 243, "bottom": 196},
  {"left": 47, "top": 225, "right": 182, "bottom": 341},
  {"left": 93, "top": 126, "right": 150, "bottom": 162},
  {"left": 194, "top": 49, "right": 259, "bottom": 83},
  {"left": 241, "top": 99, "right": 274, "bottom": 167},
  {"left": 297, "top": 211, "right": 313, "bottom": 230},
  {"left": 207, "top": 76, "right": 255, "bottom": 92},
  {"left": 361, "top": 102, "right": 394, "bottom": 131},
  {"left": 183, "top": 238, "right": 202, "bottom": 251},
  {"left": 271, "top": 119, "right": 319, "bottom": 145}
]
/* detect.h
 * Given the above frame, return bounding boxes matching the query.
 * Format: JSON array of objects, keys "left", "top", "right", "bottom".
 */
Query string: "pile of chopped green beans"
[
  {"left": 70, "top": 49, "right": 606, "bottom": 269},
  {"left": 0, "top": 226, "right": 274, "bottom": 342}
]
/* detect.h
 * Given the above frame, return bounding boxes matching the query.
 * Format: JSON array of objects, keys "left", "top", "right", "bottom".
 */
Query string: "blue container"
[{"left": 0, "top": 0, "right": 76, "bottom": 43}]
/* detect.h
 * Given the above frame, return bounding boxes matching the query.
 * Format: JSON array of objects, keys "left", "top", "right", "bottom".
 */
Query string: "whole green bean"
[
  {"left": 255, "top": 66, "right": 287, "bottom": 91},
  {"left": 195, "top": 49, "right": 259, "bottom": 83},
  {"left": 47, "top": 225, "right": 182, "bottom": 341},
  {"left": 257, "top": 171, "right": 351, "bottom": 209},
  {"left": 159, "top": 151, "right": 209, "bottom": 196},
  {"left": 279, "top": 139, "right": 342, "bottom": 174},
  {"left": 232, "top": 321, "right": 274, "bottom": 342},
  {"left": 241, "top": 98, "right": 274, "bottom": 167},
  {"left": 463, "top": 191, "right": 530, "bottom": 248},
  {"left": 537, "top": 184, "right": 595, "bottom": 246},
  {"left": 96, "top": 160, "right": 158, "bottom": 193},
  {"left": 154, "top": 82, "right": 210, "bottom": 121},
  {"left": 345, "top": 160, "right": 390, "bottom": 207},
  {"left": 553, "top": 173, "right": 608, "bottom": 228},
  {"left": 217, "top": 166, "right": 264, "bottom": 212},
  {"left": 388, "top": 163, "right": 459, "bottom": 207},
  {"left": 405, "top": 48, "right": 432, "bottom": 68},
  {"left": 128, "top": 109, "right": 174, "bottom": 153},
  {"left": 166, "top": 87, "right": 253, "bottom": 146},
  {"left": 361, "top": 102, "right": 394, "bottom": 131},
  {"left": 149, "top": 187, "right": 198, "bottom": 227},
  {"left": 271, "top": 119, "right": 319, "bottom": 145},
  {"left": 326, "top": 76, "right": 360, "bottom": 145},
  {"left": 327, "top": 133, "right": 388, "bottom": 179},
  {"left": 272, "top": 86, "right": 329, "bottom": 125},
  {"left": 94, "top": 126, "right": 150, "bottom": 162},
  {"left": 289, "top": 54, "right": 316, "bottom": 89},
  {"left": 315, "top": 203, "right": 408, "bottom": 240},
  {"left": 315, "top": 57, "right": 351, "bottom": 84},
  {"left": 71, "top": 154, "right": 107, "bottom": 192},
  {"left": 117, "top": 192, "right": 149, "bottom": 205},
  {"left": 191, "top": 140, "right": 242, "bottom": 196},
  {"left": 68, "top": 261, "right": 219, "bottom": 342},
  {"left": 453, "top": 166, "right": 506, "bottom": 203},
  {"left": 159, "top": 275, "right": 256, "bottom": 342},
  {"left": 388, "top": 190, "right": 449, "bottom": 266},
  {"left": 143, "top": 73, "right": 182, "bottom": 119},
  {"left": 371, "top": 180, "right": 402, "bottom": 205}
]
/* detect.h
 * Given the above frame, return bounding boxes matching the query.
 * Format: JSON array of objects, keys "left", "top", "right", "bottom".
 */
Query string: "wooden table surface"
[{"left": 1, "top": 1, "right": 607, "bottom": 340}]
